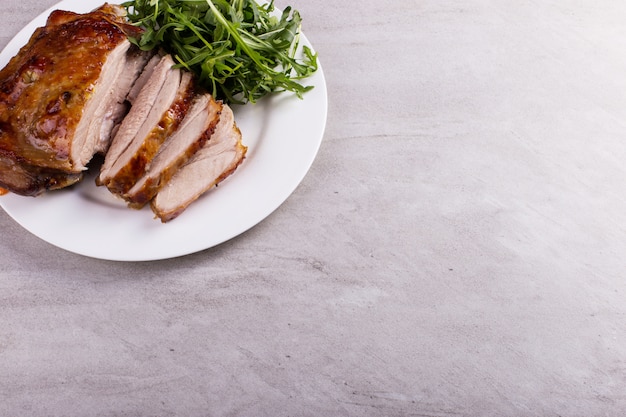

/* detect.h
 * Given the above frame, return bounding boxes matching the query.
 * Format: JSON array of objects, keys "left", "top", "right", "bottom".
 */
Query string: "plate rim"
[{"left": 0, "top": 0, "right": 328, "bottom": 261}]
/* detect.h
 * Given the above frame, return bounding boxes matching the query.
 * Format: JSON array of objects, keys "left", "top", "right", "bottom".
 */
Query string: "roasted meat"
[
  {"left": 98, "top": 54, "right": 194, "bottom": 195},
  {"left": 151, "top": 104, "right": 247, "bottom": 222},
  {"left": 0, "top": 4, "right": 248, "bottom": 222},
  {"left": 0, "top": 4, "right": 150, "bottom": 196},
  {"left": 123, "top": 94, "right": 222, "bottom": 208}
]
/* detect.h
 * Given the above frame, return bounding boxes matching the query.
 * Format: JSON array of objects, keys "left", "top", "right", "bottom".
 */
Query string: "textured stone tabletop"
[{"left": 2, "top": 1, "right": 626, "bottom": 416}]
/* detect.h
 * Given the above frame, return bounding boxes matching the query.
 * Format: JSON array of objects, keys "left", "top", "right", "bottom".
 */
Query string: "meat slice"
[
  {"left": 74, "top": 43, "right": 153, "bottom": 164},
  {"left": 98, "top": 54, "right": 175, "bottom": 178},
  {"left": 98, "top": 55, "right": 195, "bottom": 195},
  {"left": 126, "top": 53, "right": 161, "bottom": 105},
  {"left": 0, "top": 5, "right": 148, "bottom": 196},
  {"left": 123, "top": 94, "right": 222, "bottom": 208},
  {"left": 0, "top": 5, "right": 249, "bottom": 218},
  {"left": 151, "top": 104, "right": 247, "bottom": 222}
]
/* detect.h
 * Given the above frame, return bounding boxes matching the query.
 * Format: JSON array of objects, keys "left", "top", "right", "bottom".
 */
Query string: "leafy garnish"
[{"left": 121, "top": 0, "right": 318, "bottom": 104}]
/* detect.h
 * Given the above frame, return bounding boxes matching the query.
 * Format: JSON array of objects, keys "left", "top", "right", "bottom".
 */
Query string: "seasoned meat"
[
  {"left": 98, "top": 54, "right": 175, "bottom": 179},
  {"left": 126, "top": 53, "right": 161, "bottom": 105},
  {"left": 0, "top": 4, "right": 149, "bottom": 196},
  {"left": 123, "top": 94, "right": 222, "bottom": 208},
  {"left": 151, "top": 104, "right": 247, "bottom": 222},
  {"left": 0, "top": 5, "right": 248, "bottom": 221},
  {"left": 98, "top": 56, "right": 195, "bottom": 195}
]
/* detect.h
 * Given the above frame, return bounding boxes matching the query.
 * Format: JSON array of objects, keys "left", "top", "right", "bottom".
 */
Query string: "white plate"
[{"left": 0, "top": 0, "right": 327, "bottom": 261}]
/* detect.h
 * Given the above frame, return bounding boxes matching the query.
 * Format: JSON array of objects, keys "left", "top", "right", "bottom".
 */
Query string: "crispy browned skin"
[
  {"left": 0, "top": 150, "right": 82, "bottom": 194},
  {"left": 0, "top": 5, "right": 142, "bottom": 196}
]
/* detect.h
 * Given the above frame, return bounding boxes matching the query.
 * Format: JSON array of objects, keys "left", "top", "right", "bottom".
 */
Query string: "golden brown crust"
[
  {"left": 0, "top": 149, "right": 82, "bottom": 196},
  {"left": 45, "top": 5, "right": 142, "bottom": 39},
  {"left": 0, "top": 5, "right": 141, "bottom": 195}
]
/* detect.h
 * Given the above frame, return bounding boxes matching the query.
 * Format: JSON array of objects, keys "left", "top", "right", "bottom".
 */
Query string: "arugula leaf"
[{"left": 121, "top": 0, "right": 318, "bottom": 104}]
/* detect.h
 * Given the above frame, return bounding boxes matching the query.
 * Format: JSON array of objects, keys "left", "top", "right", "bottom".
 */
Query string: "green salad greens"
[{"left": 121, "top": 0, "right": 318, "bottom": 104}]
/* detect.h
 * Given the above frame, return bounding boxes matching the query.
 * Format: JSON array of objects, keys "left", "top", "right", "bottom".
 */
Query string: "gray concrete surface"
[{"left": 2, "top": 0, "right": 626, "bottom": 415}]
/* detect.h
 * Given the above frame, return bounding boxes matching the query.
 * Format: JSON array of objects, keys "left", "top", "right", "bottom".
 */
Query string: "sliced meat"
[
  {"left": 0, "top": 5, "right": 147, "bottom": 196},
  {"left": 98, "top": 56, "right": 195, "bottom": 195},
  {"left": 123, "top": 94, "right": 222, "bottom": 208},
  {"left": 105, "top": 72, "right": 194, "bottom": 196},
  {"left": 74, "top": 43, "right": 154, "bottom": 165},
  {"left": 98, "top": 54, "right": 176, "bottom": 181},
  {"left": 0, "top": 5, "right": 249, "bottom": 213},
  {"left": 126, "top": 53, "right": 161, "bottom": 105},
  {"left": 151, "top": 104, "right": 247, "bottom": 222},
  {"left": 103, "top": 48, "right": 156, "bottom": 151}
]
